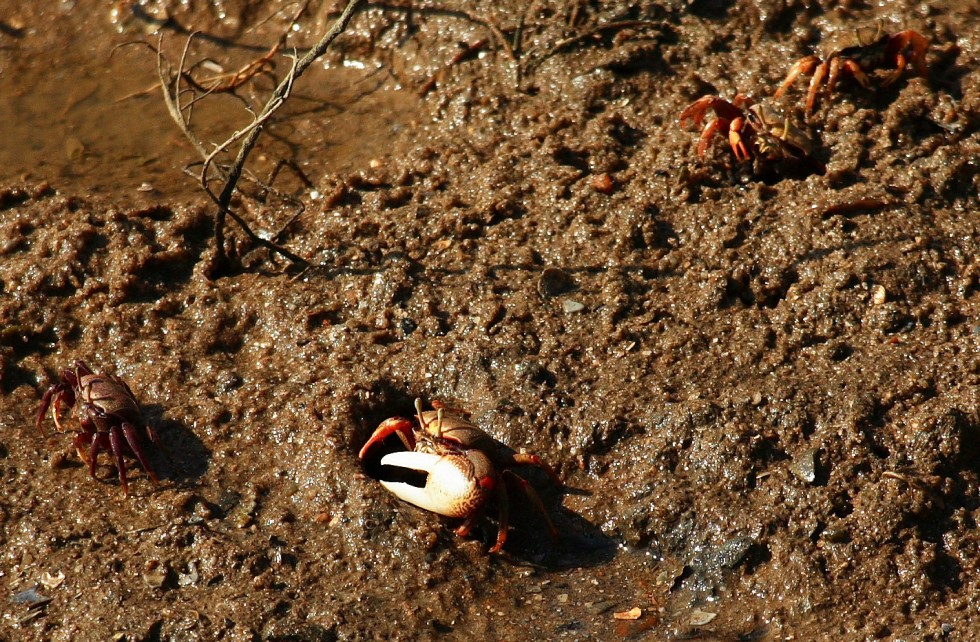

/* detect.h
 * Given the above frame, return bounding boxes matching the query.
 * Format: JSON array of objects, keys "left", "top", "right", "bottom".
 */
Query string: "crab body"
[
  {"left": 680, "top": 94, "right": 812, "bottom": 163},
  {"left": 37, "top": 360, "right": 160, "bottom": 495},
  {"left": 774, "top": 29, "right": 929, "bottom": 115},
  {"left": 358, "top": 400, "right": 560, "bottom": 552}
]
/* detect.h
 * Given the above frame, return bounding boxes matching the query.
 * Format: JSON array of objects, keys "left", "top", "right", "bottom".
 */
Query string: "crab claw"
[
  {"left": 379, "top": 450, "right": 496, "bottom": 519},
  {"left": 358, "top": 417, "right": 417, "bottom": 461}
]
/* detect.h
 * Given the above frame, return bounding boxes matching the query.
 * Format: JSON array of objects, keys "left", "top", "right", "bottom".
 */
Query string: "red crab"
[
  {"left": 358, "top": 399, "right": 561, "bottom": 552},
  {"left": 680, "top": 94, "right": 812, "bottom": 163},
  {"left": 774, "top": 28, "right": 929, "bottom": 115},
  {"left": 37, "top": 360, "right": 160, "bottom": 495}
]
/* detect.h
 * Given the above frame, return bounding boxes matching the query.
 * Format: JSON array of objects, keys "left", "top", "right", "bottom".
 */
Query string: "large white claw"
[{"left": 379, "top": 450, "right": 488, "bottom": 519}]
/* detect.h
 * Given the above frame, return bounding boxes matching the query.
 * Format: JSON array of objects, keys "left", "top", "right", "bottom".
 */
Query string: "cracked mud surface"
[{"left": 1, "top": 1, "right": 979, "bottom": 640}]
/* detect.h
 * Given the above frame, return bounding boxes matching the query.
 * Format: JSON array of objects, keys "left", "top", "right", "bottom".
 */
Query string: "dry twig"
[
  {"left": 521, "top": 19, "right": 663, "bottom": 76},
  {"left": 182, "top": 40, "right": 282, "bottom": 95},
  {"left": 158, "top": 0, "right": 364, "bottom": 275}
]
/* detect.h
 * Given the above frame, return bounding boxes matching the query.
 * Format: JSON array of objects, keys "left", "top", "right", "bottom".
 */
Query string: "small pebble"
[
  {"left": 49, "top": 451, "right": 69, "bottom": 469},
  {"left": 789, "top": 448, "right": 820, "bottom": 484},
  {"left": 40, "top": 571, "right": 65, "bottom": 590},
  {"left": 538, "top": 267, "right": 575, "bottom": 297},
  {"left": 591, "top": 173, "right": 614, "bottom": 194},
  {"left": 142, "top": 560, "right": 169, "bottom": 589},
  {"left": 872, "top": 284, "right": 887, "bottom": 305},
  {"left": 688, "top": 609, "right": 717, "bottom": 626}
]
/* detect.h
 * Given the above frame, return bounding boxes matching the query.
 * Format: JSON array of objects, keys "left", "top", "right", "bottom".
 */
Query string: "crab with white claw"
[{"left": 358, "top": 399, "right": 561, "bottom": 553}]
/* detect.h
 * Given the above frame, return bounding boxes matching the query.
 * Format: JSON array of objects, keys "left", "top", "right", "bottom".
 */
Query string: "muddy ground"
[{"left": 1, "top": 0, "right": 979, "bottom": 640}]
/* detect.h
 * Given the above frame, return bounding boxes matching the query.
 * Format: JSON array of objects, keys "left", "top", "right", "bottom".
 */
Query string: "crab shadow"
[
  {"left": 142, "top": 403, "right": 210, "bottom": 490},
  {"left": 489, "top": 484, "right": 619, "bottom": 570}
]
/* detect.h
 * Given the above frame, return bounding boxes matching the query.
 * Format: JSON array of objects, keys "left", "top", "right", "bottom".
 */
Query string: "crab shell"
[
  {"left": 397, "top": 406, "right": 562, "bottom": 485},
  {"left": 379, "top": 447, "right": 497, "bottom": 519},
  {"left": 358, "top": 401, "right": 561, "bottom": 551},
  {"left": 37, "top": 360, "right": 161, "bottom": 496},
  {"left": 748, "top": 103, "right": 813, "bottom": 158},
  {"left": 416, "top": 409, "right": 499, "bottom": 452},
  {"left": 74, "top": 373, "right": 143, "bottom": 429}
]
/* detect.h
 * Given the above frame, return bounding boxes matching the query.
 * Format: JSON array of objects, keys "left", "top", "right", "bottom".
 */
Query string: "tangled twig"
[
  {"left": 158, "top": 0, "right": 364, "bottom": 276},
  {"left": 183, "top": 40, "right": 282, "bottom": 95}
]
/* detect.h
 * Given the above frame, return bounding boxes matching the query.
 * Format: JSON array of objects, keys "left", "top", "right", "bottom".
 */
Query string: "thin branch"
[
  {"left": 522, "top": 19, "right": 663, "bottom": 75},
  {"left": 200, "top": 54, "right": 298, "bottom": 199},
  {"left": 210, "top": 0, "right": 364, "bottom": 273},
  {"left": 157, "top": 33, "right": 209, "bottom": 160},
  {"left": 157, "top": 0, "right": 364, "bottom": 275}
]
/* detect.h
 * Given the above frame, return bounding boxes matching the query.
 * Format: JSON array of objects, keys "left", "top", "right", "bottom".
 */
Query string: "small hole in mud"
[
  {"left": 830, "top": 343, "right": 853, "bottom": 361},
  {"left": 378, "top": 464, "right": 427, "bottom": 488},
  {"left": 359, "top": 427, "right": 414, "bottom": 482},
  {"left": 347, "top": 383, "right": 420, "bottom": 467}
]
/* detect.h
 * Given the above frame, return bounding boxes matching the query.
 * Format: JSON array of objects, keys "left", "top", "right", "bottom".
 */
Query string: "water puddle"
[{"left": 0, "top": 6, "right": 417, "bottom": 203}]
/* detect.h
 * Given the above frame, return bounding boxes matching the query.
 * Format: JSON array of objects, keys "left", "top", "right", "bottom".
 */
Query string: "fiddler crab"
[
  {"left": 774, "top": 28, "right": 929, "bottom": 115},
  {"left": 358, "top": 399, "right": 561, "bottom": 552},
  {"left": 680, "top": 94, "right": 813, "bottom": 164},
  {"left": 37, "top": 360, "right": 160, "bottom": 496}
]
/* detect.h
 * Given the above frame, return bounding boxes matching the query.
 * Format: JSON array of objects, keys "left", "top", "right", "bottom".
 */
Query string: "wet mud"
[{"left": 1, "top": 0, "right": 979, "bottom": 640}]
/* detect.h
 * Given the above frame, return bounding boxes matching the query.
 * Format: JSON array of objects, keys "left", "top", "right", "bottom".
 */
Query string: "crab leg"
[
  {"left": 509, "top": 452, "right": 562, "bottom": 486},
  {"left": 697, "top": 118, "right": 728, "bottom": 158},
  {"left": 774, "top": 55, "right": 819, "bottom": 99},
  {"left": 109, "top": 426, "right": 131, "bottom": 496},
  {"left": 36, "top": 387, "right": 57, "bottom": 436},
  {"left": 505, "top": 470, "right": 559, "bottom": 542},
  {"left": 805, "top": 60, "right": 828, "bottom": 115},
  {"left": 454, "top": 508, "right": 484, "bottom": 539},
  {"left": 122, "top": 422, "right": 160, "bottom": 484},
  {"left": 728, "top": 117, "right": 752, "bottom": 161},
  {"left": 489, "top": 479, "right": 510, "bottom": 553},
  {"left": 681, "top": 96, "right": 745, "bottom": 128},
  {"left": 75, "top": 432, "right": 101, "bottom": 479},
  {"left": 887, "top": 31, "right": 928, "bottom": 80}
]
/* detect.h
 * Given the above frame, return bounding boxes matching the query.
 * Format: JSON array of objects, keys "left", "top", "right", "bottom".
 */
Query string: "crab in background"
[
  {"left": 774, "top": 28, "right": 929, "bottom": 115},
  {"left": 680, "top": 93, "right": 813, "bottom": 164},
  {"left": 358, "top": 399, "right": 561, "bottom": 552},
  {"left": 37, "top": 360, "right": 160, "bottom": 495}
]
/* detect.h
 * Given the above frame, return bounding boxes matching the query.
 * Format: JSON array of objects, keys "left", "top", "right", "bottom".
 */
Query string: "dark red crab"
[{"left": 37, "top": 360, "right": 160, "bottom": 495}]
